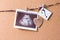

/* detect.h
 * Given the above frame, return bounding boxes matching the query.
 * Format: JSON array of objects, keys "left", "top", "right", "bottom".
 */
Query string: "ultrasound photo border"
[{"left": 14, "top": 9, "right": 38, "bottom": 31}]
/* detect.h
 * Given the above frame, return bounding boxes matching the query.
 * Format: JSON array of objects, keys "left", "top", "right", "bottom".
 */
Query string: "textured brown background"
[{"left": 0, "top": 0, "right": 60, "bottom": 40}]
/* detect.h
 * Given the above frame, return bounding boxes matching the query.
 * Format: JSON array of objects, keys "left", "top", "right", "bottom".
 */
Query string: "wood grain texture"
[{"left": 0, "top": 0, "right": 60, "bottom": 40}]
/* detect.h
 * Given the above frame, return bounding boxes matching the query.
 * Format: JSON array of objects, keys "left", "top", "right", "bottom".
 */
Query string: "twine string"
[{"left": 0, "top": 2, "right": 60, "bottom": 12}]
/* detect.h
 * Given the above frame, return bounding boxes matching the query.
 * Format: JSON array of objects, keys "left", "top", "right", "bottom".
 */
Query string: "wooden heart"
[{"left": 33, "top": 17, "right": 43, "bottom": 28}]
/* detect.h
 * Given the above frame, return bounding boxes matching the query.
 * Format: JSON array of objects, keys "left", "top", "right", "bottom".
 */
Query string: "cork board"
[{"left": 0, "top": 0, "right": 60, "bottom": 40}]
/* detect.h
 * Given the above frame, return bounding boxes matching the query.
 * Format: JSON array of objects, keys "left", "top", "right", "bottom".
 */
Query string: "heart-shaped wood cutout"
[{"left": 33, "top": 17, "right": 43, "bottom": 28}]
